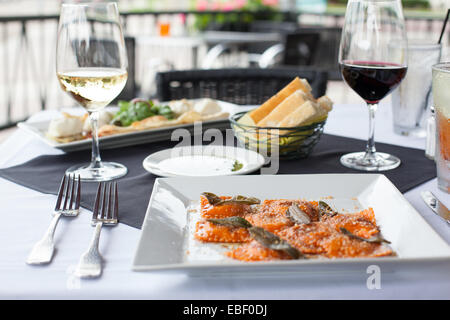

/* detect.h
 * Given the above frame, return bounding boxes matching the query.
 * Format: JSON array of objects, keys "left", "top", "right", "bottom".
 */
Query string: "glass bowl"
[{"left": 230, "top": 111, "right": 327, "bottom": 159}]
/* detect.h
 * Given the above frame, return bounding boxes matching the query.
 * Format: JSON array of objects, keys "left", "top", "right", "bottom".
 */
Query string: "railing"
[{"left": 0, "top": 9, "right": 448, "bottom": 129}]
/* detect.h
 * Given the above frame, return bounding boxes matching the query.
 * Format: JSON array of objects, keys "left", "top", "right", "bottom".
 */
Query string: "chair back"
[
  {"left": 156, "top": 68, "right": 327, "bottom": 105},
  {"left": 283, "top": 32, "right": 321, "bottom": 66},
  {"left": 301, "top": 27, "right": 342, "bottom": 80}
]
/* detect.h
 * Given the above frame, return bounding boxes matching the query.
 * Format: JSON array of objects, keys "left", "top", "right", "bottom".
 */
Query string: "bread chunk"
[
  {"left": 257, "top": 90, "right": 309, "bottom": 127},
  {"left": 277, "top": 101, "right": 319, "bottom": 127},
  {"left": 248, "top": 77, "right": 311, "bottom": 123},
  {"left": 317, "top": 96, "right": 333, "bottom": 113}
]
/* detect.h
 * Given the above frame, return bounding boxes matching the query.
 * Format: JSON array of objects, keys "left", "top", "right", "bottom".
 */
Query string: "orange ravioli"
[
  {"left": 194, "top": 194, "right": 393, "bottom": 262},
  {"left": 245, "top": 200, "right": 319, "bottom": 232},
  {"left": 245, "top": 199, "right": 293, "bottom": 232},
  {"left": 194, "top": 220, "right": 251, "bottom": 243},
  {"left": 200, "top": 195, "right": 250, "bottom": 219},
  {"left": 225, "top": 240, "right": 293, "bottom": 262},
  {"left": 326, "top": 213, "right": 379, "bottom": 239},
  {"left": 276, "top": 223, "right": 331, "bottom": 254},
  {"left": 357, "top": 208, "right": 376, "bottom": 225},
  {"left": 321, "top": 234, "right": 393, "bottom": 258}
]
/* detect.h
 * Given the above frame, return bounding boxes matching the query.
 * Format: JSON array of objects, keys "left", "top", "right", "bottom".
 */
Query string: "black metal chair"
[
  {"left": 295, "top": 27, "right": 342, "bottom": 80},
  {"left": 156, "top": 68, "right": 328, "bottom": 105},
  {"left": 255, "top": 26, "right": 341, "bottom": 80},
  {"left": 247, "top": 21, "right": 299, "bottom": 55},
  {"left": 282, "top": 32, "right": 321, "bottom": 66}
]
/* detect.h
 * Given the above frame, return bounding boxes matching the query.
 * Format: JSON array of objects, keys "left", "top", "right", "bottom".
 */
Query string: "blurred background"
[{"left": 0, "top": 0, "right": 448, "bottom": 140}]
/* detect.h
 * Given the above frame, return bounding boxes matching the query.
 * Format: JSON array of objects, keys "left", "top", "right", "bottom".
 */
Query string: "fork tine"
[
  {"left": 100, "top": 182, "right": 108, "bottom": 220},
  {"left": 107, "top": 182, "right": 113, "bottom": 220},
  {"left": 54, "top": 175, "right": 67, "bottom": 211},
  {"left": 92, "top": 182, "right": 102, "bottom": 221},
  {"left": 62, "top": 174, "right": 73, "bottom": 211},
  {"left": 75, "top": 175, "right": 81, "bottom": 209},
  {"left": 69, "top": 174, "right": 76, "bottom": 210},
  {"left": 113, "top": 182, "right": 119, "bottom": 221}
]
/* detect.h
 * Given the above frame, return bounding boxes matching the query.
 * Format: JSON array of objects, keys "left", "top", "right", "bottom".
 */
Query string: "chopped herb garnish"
[{"left": 231, "top": 160, "right": 243, "bottom": 172}]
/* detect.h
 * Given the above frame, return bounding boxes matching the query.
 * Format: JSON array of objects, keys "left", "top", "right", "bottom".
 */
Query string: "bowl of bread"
[{"left": 230, "top": 77, "right": 333, "bottom": 159}]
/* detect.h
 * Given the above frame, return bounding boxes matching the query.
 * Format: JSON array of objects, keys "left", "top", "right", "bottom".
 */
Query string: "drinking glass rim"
[
  {"left": 388, "top": 40, "right": 441, "bottom": 51},
  {"left": 407, "top": 40, "right": 442, "bottom": 50},
  {"left": 432, "top": 62, "right": 450, "bottom": 73}
]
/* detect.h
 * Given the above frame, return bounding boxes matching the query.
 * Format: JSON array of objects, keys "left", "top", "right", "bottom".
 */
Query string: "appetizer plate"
[
  {"left": 142, "top": 145, "right": 265, "bottom": 177},
  {"left": 132, "top": 174, "right": 450, "bottom": 276},
  {"left": 17, "top": 100, "right": 249, "bottom": 152}
]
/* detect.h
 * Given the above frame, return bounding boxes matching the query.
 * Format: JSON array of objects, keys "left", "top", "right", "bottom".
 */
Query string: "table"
[
  {"left": 135, "top": 32, "right": 281, "bottom": 71},
  {"left": 136, "top": 31, "right": 281, "bottom": 47},
  {"left": 0, "top": 102, "right": 449, "bottom": 299}
]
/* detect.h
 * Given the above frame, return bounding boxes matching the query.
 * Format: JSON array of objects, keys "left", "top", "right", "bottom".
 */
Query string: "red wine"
[{"left": 340, "top": 61, "right": 407, "bottom": 104}]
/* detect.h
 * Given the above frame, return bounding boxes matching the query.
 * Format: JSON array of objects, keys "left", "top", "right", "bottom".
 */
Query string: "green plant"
[
  {"left": 193, "top": 0, "right": 281, "bottom": 32},
  {"left": 402, "top": 0, "right": 430, "bottom": 9}
]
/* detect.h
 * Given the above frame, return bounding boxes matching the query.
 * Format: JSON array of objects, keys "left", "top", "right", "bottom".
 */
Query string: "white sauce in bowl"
[{"left": 158, "top": 155, "right": 241, "bottom": 176}]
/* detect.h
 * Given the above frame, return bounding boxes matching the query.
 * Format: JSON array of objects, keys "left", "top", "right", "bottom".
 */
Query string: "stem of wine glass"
[
  {"left": 88, "top": 111, "right": 102, "bottom": 169},
  {"left": 364, "top": 103, "right": 378, "bottom": 161}
]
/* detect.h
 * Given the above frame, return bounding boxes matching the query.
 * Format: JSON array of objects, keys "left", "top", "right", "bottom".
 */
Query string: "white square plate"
[{"left": 132, "top": 174, "right": 450, "bottom": 276}]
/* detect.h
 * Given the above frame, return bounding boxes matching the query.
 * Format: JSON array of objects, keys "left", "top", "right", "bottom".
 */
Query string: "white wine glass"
[
  {"left": 338, "top": 0, "right": 408, "bottom": 171},
  {"left": 56, "top": 2, "right": 128, "bottom": 181}
]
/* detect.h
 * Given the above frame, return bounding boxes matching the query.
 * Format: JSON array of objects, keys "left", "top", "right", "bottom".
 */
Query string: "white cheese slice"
[{"left": 47, "top": 114, "right": 84, "bottom": 138}]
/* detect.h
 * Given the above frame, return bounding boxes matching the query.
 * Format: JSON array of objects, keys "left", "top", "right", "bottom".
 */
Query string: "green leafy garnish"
[
  {"left": 158, "top": 105, "right": 175, "bottom": 120},
  {"left": 207, "top": 216, "right": 253, "bottom": 229},
  {"left": 231, "top": 160, "right": 243, "bottom": 172},
  {"left": 112, "top": 98, "right": 175, "bottom": 126},
  {"left": 201, "top": 192, "right": 260, "bottom": 206},
  {"left": 340, "top": 227, "right": 391, "bottom": 244},
  {"left": 248, "top": 226, "right": 304, "bottom": 259}
]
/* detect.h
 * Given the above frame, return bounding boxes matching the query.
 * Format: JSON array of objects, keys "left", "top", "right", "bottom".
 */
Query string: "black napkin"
[{"left": 0, "top": 134, "right": 436, "bottom": 229}]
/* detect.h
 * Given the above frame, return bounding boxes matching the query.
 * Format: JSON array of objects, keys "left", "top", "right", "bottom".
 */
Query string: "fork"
[
  {"left": 74, "top": 181, "right": 118, "bottom": 278},
  {"left": 26, "top": 174, "right": 81, "bottom": 265}
]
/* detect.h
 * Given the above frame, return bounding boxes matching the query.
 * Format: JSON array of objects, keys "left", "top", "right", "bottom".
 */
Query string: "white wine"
[
  {"left": 56, "top": 2, "right": 129, "bottom": 181},
  {"left": 58, "top": 68, "right": 128, "bottom": 112}
]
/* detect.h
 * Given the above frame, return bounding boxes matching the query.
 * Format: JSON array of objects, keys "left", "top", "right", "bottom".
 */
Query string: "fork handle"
[
  {"left": 81, "top": 222, "right": 103, "bottom": 268},
  {"left": 74, "top": 222, "right": 104, "bottom": 278},
  {"left": 89, "top": 222, "right": 103, "bottom": 254},
  {"left": 26, "top": 213, "right": 62, "bottom": 265}
]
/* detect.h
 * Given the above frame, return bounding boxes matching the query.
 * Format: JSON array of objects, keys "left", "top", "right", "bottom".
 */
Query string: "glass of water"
[
  {"left": 391, "top": 40, "right": 441, "bottom": 137},
  {"left": 432, "top": 63, "right": 450, "bottom": 193}
]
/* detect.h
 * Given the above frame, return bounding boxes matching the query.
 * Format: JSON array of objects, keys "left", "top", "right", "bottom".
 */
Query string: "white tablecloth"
[{"left": 0, "top": 102, "right": 449, "bottom": 299}]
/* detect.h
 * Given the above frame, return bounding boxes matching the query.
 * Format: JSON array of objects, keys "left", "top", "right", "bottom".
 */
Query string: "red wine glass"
[{"left": 339, "top": 0, "right": 408, "bottom": 171}]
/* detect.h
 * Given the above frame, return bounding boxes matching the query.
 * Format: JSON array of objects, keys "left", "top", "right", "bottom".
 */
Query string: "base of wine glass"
[
  {"left": 340, "top": 152, "right": 401, "bottom": 172},
  {"left": 65, "top": 162, "right": 128, "bottom": 182}
]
